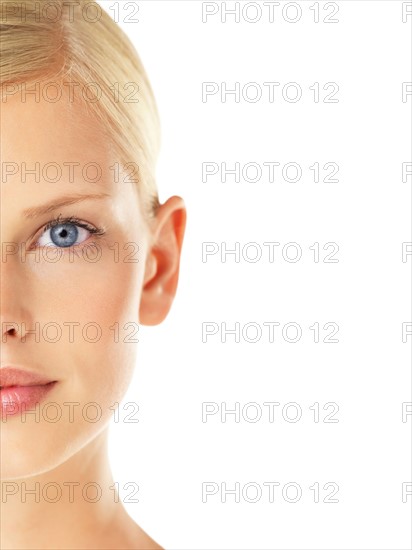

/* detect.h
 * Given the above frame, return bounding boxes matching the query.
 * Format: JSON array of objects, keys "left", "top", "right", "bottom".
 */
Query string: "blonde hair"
[{"left": 0, "top": 0, "right": 161, "bottom": 215}]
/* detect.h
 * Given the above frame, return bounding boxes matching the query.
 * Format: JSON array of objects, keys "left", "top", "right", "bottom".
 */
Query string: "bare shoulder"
[
  {"left": 122, "top": 522, "right": 164, "bottom": 550},
  {"left": 135, "top": 529, "right": 164, "bottom": 550},
  {"left": 100, "top": 509, "right": 164, "bottom": 550}
]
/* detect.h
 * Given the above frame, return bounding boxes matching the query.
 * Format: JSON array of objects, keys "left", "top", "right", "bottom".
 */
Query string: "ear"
[{"left": 139, "top": 195, "right": 186, "bottom": 326}]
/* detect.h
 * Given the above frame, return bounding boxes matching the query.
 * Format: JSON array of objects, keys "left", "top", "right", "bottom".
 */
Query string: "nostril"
[{"left": 2, "top": 323, "right": 20, "bottom": 337}]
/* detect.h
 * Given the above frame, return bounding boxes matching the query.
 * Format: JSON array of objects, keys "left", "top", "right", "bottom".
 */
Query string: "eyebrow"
[{"left": 23, "top": 193, "right": 111, "bottom": 219}]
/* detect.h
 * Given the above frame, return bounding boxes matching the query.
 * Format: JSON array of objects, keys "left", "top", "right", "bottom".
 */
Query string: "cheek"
[
  {"left": 1, "top": 249, "right": 147, "bottom": 480},
  {"left": 29, "top": 248, "right": 146, "bottom": 402},
  {"left": 30, "top": 244, "right": 144, "bottom": 321}
]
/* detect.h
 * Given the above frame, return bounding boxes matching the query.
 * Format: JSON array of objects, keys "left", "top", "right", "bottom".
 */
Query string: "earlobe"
[{"left": 139, "top": 196, "right": 186, "bottom": 326}]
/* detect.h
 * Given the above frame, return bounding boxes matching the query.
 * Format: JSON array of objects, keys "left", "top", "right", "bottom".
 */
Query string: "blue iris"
[{"left": 50, "top": 223, "right": 79, "bottom": 247}]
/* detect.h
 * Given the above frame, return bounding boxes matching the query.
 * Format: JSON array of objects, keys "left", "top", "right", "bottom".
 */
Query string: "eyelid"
[{"left": 41, "top": 215, "right": 103, "bottom": 235}]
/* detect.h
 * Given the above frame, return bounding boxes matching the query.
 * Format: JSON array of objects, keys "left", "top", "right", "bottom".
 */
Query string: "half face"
[{"left": 0, "top": 84, "right": 149, "bottom": 479}]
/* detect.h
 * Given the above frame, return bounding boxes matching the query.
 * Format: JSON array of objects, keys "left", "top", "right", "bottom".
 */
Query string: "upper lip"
[{"left": 0, "top": 367, "right": 56, "bottom": 389}]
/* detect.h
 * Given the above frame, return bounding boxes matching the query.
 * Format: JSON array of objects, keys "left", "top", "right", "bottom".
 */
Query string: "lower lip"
[{"left": 0, "top": 382, "right": 57, "bottom": 418}]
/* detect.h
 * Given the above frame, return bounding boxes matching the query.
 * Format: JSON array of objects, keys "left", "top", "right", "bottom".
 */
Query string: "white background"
[{"left": 98, "top": 1, "right": 412, "bottom": 548}]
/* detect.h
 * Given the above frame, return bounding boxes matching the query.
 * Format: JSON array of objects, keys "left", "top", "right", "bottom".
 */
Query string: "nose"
[{"left": 1, "top": 252, "right": 33, "bottom": 344}]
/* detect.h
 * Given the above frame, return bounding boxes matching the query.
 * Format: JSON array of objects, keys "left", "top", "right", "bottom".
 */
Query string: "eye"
[
  {"left": 35, "top": 216, "right": 104, "bottom": 249},
  {"left": 38, "top": 222, "right": 88, "bottom": 248}
]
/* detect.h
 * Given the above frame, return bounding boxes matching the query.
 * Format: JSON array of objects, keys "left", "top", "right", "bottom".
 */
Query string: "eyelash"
[{"left": 33, "top": 214, "right": 105, "bottom": 249}]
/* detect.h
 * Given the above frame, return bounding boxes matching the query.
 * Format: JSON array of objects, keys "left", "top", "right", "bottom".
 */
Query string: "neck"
[{"left": 1, "top": 429, "right": 132, "bottom": 549}]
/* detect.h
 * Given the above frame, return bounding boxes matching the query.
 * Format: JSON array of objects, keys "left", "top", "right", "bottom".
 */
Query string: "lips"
[{"left": 0, "top": 367, "right": 57, "bottom": 418}]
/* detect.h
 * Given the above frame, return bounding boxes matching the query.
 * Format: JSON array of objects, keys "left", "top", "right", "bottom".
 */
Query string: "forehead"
[
  {"left": 0, "top": 87, "right": 117, "bottom": 204},
  {"left": 1, "top": 86, "right": 111, "bottom": 170}
]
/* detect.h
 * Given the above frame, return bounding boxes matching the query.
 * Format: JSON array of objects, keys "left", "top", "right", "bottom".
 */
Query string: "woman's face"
[{"left": 1, "top": 86, "right": 156, "bottom": 479}]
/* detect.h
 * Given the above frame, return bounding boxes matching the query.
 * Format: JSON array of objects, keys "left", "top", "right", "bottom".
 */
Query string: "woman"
[{"left": 0, "top": 1, "right": 186, "bottom": 548}]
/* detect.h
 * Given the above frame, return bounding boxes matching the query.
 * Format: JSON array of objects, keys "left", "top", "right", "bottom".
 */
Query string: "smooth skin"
[{"left": 0, "top": 84, "right": 186, "bottom": 549}]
